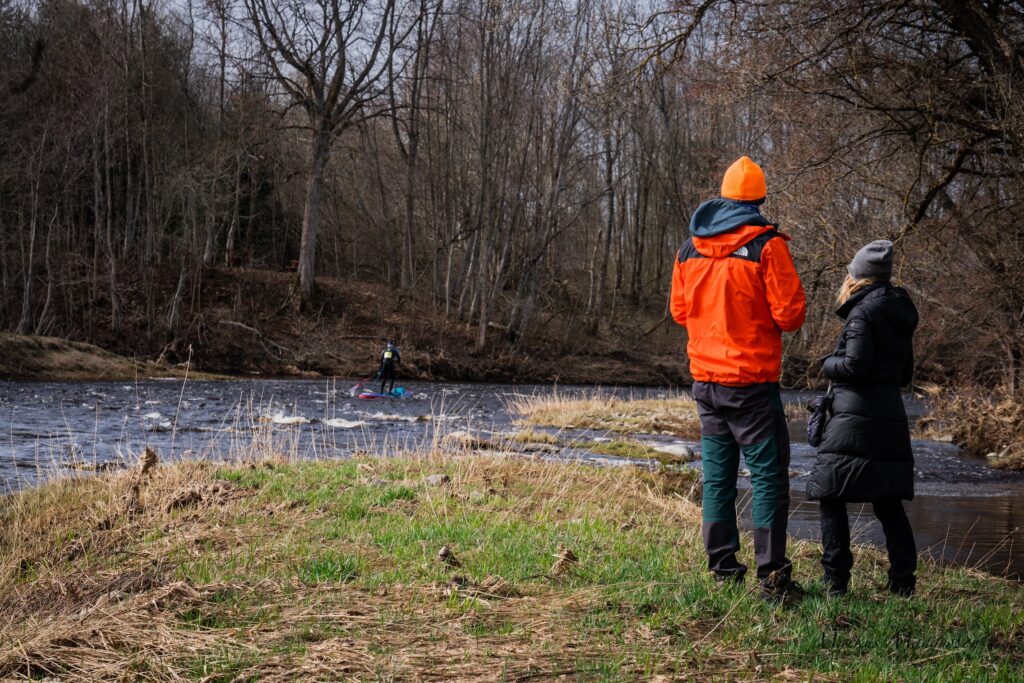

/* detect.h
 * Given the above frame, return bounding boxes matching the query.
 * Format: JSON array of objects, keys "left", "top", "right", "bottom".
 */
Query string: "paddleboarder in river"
[{"left": 378, "top": 339, "right": 401, "bottom": 394}]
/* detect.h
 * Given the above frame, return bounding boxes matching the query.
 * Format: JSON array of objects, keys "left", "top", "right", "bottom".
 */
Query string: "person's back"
[
  {"left": 381, "top": 342, "right": 399, "bottom": 367},
  {"left": 379, "top": 340, "right": 400, "bottom": 393},
  {"left": 670, "top": 156, "right": 807, "bottom": 603},
  {"left": 807, "top": 240, "right": 920, "bottom": 596},
  {"left": 671, "top": 164, "right": 805, "bottom": 383},
  {"left": 810, "top": 282, "right": 917, "bottom": 500}
]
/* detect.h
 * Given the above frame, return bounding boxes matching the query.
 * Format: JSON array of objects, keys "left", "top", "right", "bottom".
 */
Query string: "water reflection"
[{"left": 789, "top": 492, "right": 1022, "bottom": 579}]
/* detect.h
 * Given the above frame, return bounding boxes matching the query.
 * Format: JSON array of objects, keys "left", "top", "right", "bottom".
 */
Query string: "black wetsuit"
[{"left": 379, "top": 344, "right": 400, "bottom": 393}]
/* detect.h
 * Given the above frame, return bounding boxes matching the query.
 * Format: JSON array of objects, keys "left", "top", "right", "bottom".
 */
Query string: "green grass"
[
  {"left": 2, "top": 455, "right": 1022, "bottom": 681},
  {"left": 582, "top": 438, "right": 695, "bottom": 465},
  {"left": 295, "top": 552, "right": 361, "bottom": 584}
]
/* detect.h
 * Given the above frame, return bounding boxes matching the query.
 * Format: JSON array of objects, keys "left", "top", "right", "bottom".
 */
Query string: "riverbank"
[
  {"left": 2, "top": 451, "right": 1022, "bottom": 681},
  {"left": 0, "top": 334, "right": 227, "bottom": 381},
  {"left": 1, "top": 268, "right": 690, "bottom": 386}
]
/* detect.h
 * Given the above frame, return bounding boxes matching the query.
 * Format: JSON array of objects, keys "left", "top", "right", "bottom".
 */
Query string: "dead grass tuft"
[
  {"left": 441, "top": 429, "right": 494, "bottom": 450},
  {"left": 918, "top": 383, "right": 1024, "bottom": 469},
  {"left": 0, "top": 579, "right": 227, "bottom": 681},
  {"left": 138, "top": 447, "right": 160, "bottom": 477},
  {"left": 549, "top": 547, "right": 579, "bottom": 577},
  {"left": 507, "top": 428, "right": 561, "bottom": 445},
  {"left": 509, "top": 390, "right": 701, "bottom": 437}
]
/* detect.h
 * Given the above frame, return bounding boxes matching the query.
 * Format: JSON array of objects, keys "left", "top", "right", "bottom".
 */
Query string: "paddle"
[{"left": 349, "top": 371, "right": 379, "bottom": 397}]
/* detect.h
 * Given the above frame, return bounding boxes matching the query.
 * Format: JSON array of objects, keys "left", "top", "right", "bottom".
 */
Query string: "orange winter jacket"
[{"left": 670, "top": 200, "right": 806, "bottom": 385}]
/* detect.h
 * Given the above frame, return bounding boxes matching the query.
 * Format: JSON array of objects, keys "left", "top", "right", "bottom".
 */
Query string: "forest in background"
[{"left": 1, "top": 0, "right": 1023, "bottom": 393}]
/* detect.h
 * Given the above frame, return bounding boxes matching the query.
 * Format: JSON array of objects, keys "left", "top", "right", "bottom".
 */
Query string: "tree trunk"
[
  {"left": 202, "top": 190, "right": 218, "bottom": 267},
  {"left": 167, "top": 262, "right": 187, "bottom": 334},
  {"left": 16, "top": 190, "right": 38, "bottom": 335},
  {"left": 225, "top": 151, "right": 242, "bottom": 266},
  {"left": 34, "top": 208, "right": 57, "bottom": 336},
  {"left": 401, "top": 146, "right": 417, "bottom": 288},
  {"left": 104, "top": 101, "right": 122, "bottom": 334},
  {"left": 590, "top": 130, "right": 615, "bottom": 333},
  {"left": 299, "top": 127, "right": 331, "bottom": 302}
]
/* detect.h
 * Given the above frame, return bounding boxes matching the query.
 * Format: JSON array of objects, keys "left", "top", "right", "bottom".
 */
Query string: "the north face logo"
[{"left": 732, "top": 246, "right": 749, "bottom": 257}]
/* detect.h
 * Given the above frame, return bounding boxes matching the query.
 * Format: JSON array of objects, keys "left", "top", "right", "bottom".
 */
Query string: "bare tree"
[
  {"left": 660, "top": 0, "right": 1024, "bottom": 387},
  {"left": 242, "top": 0, "right": 416, "bottom": 302}
]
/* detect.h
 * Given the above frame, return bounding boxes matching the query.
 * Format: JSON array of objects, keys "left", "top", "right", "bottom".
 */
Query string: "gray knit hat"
[{"left": 848, "top": 240, "right": 893, "bottom": 281}]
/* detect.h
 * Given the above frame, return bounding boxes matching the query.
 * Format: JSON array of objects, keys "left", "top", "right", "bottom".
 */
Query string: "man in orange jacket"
[{"left": 671, "top": 156, "right": 807, "bottom": 603}]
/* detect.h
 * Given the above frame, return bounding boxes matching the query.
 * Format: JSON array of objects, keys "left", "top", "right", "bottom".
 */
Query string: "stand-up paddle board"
[{"left": 357, "top": 387, "right": 412, "bottom": 400}]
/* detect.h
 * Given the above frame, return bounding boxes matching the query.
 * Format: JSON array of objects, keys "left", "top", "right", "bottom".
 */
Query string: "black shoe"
[
  {"left": 760, "top": 579, "right": 806, "bottom": 606},
  {"left": 821, "top": 574, "right": 848, "bottom": 597},
  {"left": 713, "top": 570, "right": 746, "bottom": 586},
  {"left": 887, "top": 581, "right": 915, "bottom": 597},
  {"left": 823, "top": 581, "right": 848, "bottom": 597}
]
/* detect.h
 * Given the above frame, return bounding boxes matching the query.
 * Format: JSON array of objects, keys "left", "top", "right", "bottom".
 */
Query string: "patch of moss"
[{"left": 583, "top": 439, "right": 693, "bottom": 465}]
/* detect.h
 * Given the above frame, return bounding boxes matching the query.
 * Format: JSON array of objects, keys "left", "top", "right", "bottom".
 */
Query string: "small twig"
[
  {"left": 907, "top": 649, "right": 964, "bottom": 666},
  {"left": 694, "top": 591, "right": 750, "bottom": 646}
]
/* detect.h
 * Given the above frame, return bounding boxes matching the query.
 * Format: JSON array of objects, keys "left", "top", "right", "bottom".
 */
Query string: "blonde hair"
[{"left": 837, "top": 274, "right": 876, "bottom": 306}]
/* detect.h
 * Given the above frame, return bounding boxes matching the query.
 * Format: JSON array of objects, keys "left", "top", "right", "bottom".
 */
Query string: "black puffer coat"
[{"left": 806, "top": 283, "right": 919, "bottom": 502}]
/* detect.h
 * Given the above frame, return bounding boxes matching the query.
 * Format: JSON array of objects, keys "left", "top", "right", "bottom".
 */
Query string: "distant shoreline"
[{"left": 0, "top": 330, "right": 690, "bottom": 387}]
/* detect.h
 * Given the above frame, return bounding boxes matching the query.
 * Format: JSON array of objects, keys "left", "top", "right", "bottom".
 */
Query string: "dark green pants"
[{"left": 693, "top": 382, "right": 791, "bottom": 582}]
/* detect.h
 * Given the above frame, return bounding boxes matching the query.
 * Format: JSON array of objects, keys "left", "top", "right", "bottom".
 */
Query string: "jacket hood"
[
  {"left": 689, "top": 198, "right": 773, "bottom": 238},
  {"left": 838, "top": 284, "right": 918, "bottom": 333},
  {"left": 691, "top": 223, "right": 778, "bottom": 257}
]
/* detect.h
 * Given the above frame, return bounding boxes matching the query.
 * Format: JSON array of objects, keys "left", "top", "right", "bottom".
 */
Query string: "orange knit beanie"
[{"left": 720, "top": 156, "right": 767, "bottom": 203}]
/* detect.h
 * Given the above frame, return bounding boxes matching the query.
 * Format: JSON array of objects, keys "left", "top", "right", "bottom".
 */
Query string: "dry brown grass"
[
  {"left": 0, "top": 449, "right": 713, "bottom": 681},
  {"left": 4, "top": 447, "right": 1018, "bottom": 681},
  {"left": 0, "top": 452, "right": 258, "bottom": 680},
  {"left": 508, "top": 391, "right": 701, "bottom": 438},
  {"left": 506, "top": 428, "right": 561, "bottom": 445},
  {"left": 0, "top": 333, "right": 224, "bottom": 381},
  {"left": 917, "top": 383, "right": 1024, "bottom": 469},
  {"left": 427, "top": 448, "right": 702, "bottom": 525}
]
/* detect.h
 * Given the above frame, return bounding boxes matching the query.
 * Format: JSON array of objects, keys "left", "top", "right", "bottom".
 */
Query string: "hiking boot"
[
  {"left": 887, "top": 581, "right": 915, "bottom": 597},
  {"left": 823, "top": 580, "right": 848, "bottom": 597},
  {"left": 760, "top": 579, "right": 806, "bottom": 606},
  {"left": 713, "top": 570, "right": 746, "bottom": 586},
  {"left": 821, "top": 574, "right": 848, "bottom": 597}
]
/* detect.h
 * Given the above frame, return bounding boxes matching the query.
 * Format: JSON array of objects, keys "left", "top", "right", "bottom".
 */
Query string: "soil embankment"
[
  {"left": 2, "top": 268, "right": 690, "bottom": 385},
  {"left": 0, "top": 334, "right": 206, "bottom": 381}
]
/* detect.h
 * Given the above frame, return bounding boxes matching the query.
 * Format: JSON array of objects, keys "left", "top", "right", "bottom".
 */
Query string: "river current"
[{"left": 3, "top": 378, "right": 1022, "bottom": 577}]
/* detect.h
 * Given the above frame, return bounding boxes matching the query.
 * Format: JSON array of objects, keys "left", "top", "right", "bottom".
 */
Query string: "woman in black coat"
[{"left": 806, "top": 240, "right": 919, "bottom": 596}]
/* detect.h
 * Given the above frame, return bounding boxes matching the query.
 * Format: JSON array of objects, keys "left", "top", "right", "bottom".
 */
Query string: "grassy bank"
[
  {"left": 0, "top": 333, "right": 225, "bottom": 381},
  {"left": 3, "top": 453, "right": 1022, "bottom": 681},
  {"left": 509, "top": 392, "right": 702, "bottom": 438}
]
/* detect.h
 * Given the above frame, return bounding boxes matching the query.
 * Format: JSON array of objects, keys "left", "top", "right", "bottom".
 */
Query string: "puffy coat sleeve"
[
  {"left": 823, "top": 315, "right": 874, "bottom": 381},
  {"left": 669, "top": 257, "right": 687, "bottom": 328},
  {"left": 761, "top": 237, "right": 806, "bottom": 332},
  {"left": 900, "top": 347, "right": 913, "bottom": 387}
]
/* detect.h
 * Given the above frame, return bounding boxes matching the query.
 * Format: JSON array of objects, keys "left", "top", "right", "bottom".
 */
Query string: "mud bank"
[
  {"left": 2, "top": 269, "right": 690, "bottom": 386},
  {"left": 0, "top": 334, "right": 218, "bottom": 381}
]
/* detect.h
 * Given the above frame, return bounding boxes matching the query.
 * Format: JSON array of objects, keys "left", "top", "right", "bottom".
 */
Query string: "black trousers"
[
  {"left": 693, "top": 382, "right": 792, "bottom": 584},
  {"left": 819, "top": 498, "right": 916, "bottom": 592},
  {"left": 379, "top": 364, "right": 396, "bottom": 393}
]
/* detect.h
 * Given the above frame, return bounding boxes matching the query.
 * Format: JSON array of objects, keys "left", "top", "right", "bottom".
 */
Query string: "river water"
[{"left": 2, "top": 378, "right": 1022, "bottom": 578}]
